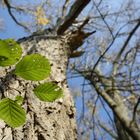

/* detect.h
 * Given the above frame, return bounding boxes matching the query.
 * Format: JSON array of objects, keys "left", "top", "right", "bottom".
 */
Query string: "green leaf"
[
  {"left": 15, "top": 96, "right": 24, "bottom": 105},
  {"left": 33, "top": 82, "right": 63, "bottom": 102},
  {"left": 0, "top": 39, "right": 22, "bottom": 66},
  {"left": 0, "top": 40, "right": 10, "bottom": 58},
  {"left": 0, "top": 98, "right": 26, "bottom": 128},
  {"left": 14, "top": 54, "right": 51, "bottom": 81}
]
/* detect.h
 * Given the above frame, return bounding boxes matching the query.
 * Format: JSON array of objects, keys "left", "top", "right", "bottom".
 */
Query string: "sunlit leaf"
[
  {"left": 15, "top": 96, "right": 24, "bottom": 105},
  {"left": 0, "top": 40, "right": 10, "bottom": 57},
  {"left": 0, "top": 39, "right": 22, "bottom": 66},
  {"left": 14, "top": 54, "right": 51, "bottom": 81},
  {"left": 0, "top": 98, "right": 26, "bottom": 128},
  {"left": 33, "top": 82, "right": 63, "bottom": 102}
]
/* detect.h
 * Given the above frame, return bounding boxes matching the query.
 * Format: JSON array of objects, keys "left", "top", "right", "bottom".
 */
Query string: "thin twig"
[
  {"left": 3, "top": 0, "right": 30, "bottom": 31},
  {"left": 92, "top": 0, "right": 115, "bottom": 40},
  {"left": 132, "top": 97, "right": 140, "bottom": 122},
  {"left": 115, "top": 19, "right": 140, "bottom": 63},
  {"left": 62, "top": 0, "right": 70, "bottom": 19}
]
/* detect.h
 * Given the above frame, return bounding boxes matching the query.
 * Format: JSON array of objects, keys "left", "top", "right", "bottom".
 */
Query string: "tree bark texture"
[{"left": 0, "top": 35, "right": 77, "bottom": 140}]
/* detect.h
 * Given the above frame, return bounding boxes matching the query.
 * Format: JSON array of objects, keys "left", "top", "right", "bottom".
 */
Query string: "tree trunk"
[{"left": 0, "top": 35, "right": 77, "bottom": 140}]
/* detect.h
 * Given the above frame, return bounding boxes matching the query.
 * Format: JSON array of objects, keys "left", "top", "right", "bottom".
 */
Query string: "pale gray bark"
[{"left": 0, "top": 35, "right": 77, "bottom": 140}]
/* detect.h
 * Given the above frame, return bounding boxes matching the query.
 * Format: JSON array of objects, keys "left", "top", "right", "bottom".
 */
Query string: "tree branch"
[
  {"left": 56, "top": 0, "right": 91, "bottom": 35},
  {"left": 62, "top": 0, "right": 70, "bottom": 19},
  {"left": 3, "top": 0, "right": 30, "bottom": 31},
  {"left": 132, "top": 97, "right": 140, "bottom": 123},
  {"left": 115, "top": 19, "right": 140, "bottom": 63}
]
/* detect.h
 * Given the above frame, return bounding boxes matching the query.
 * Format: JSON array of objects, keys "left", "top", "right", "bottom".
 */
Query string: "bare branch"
[
  {"left": 92, "top": 0, "right": 115, "bottom": 39},
  {"left": 62, "top": 0, "right": 70, "bottom": 19},
  {"left": 115, "top": 19, "right": 140, "bottom": 62},
  {"left": 98, "top": 121, "right": 118, "bottom": 139},
  {"left": 56, "top": 0, "right": 91, "bottom": 35},
  {"left": 132, "top": 97, "right": 140, "bottom": 123},
  {"left": 3, "top": 0, "right": 30, "bottom": 31}
]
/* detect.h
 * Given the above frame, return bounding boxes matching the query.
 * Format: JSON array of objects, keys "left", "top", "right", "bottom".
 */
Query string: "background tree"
[
  {"left": 0, "top": 0, "right": 140, "bottom": 140},
  {"left": 69, "top": 0, "right": 140, "bottom": 140}
]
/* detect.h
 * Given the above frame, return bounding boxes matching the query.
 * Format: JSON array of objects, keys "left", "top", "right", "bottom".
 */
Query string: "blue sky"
[{"left": 0, "top": 6, "right": 28, "bottom": 39}]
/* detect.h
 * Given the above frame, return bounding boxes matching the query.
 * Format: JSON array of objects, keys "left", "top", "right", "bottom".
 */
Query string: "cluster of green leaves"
[{"left": 0, "top": 39, "right": 63, "bottom": 128}]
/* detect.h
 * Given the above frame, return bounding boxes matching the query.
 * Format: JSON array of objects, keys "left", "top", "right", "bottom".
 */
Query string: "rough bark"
[{"left": 0, "top": 35, "right": 77, "bottom": 140}]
